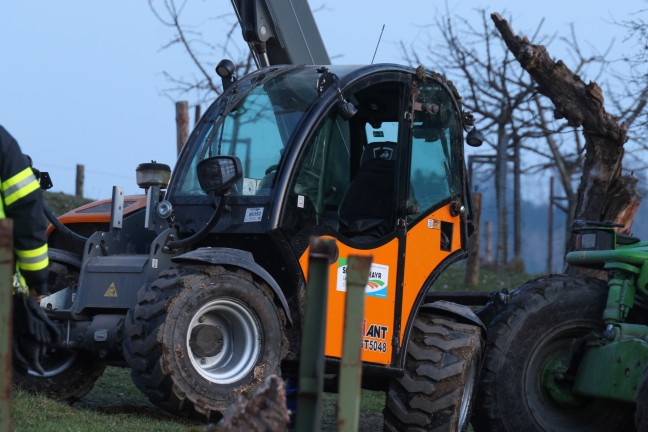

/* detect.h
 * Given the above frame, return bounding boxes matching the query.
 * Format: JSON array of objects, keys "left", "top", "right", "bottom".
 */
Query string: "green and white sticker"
[{"left": 336, "top": 258, "right": 388, "bottom": 298}]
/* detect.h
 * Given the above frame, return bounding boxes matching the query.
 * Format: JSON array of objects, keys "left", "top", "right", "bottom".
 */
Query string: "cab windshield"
[{"left": 174, "top": 68, "right": 320, "bottom": 197}]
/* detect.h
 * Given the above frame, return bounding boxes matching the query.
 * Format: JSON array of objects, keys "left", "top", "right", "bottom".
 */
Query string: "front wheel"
[
  {"left": 384, "top": 308, "right": 483, "bottom": 432},
  {"left": 472, "top": 275, "right": 634, "bottom": 432},
  {"left": 123, "top": 265, "right": 287, "bottom": 420}
]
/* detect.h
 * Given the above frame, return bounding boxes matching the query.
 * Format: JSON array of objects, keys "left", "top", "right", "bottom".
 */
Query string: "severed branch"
[{"left": 491, "top": 12, "right": 640, "bottom": 236}]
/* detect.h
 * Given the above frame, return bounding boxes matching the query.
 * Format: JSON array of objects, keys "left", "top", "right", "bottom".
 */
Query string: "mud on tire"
[
  {"left": 123, "top": 265, "right": 287, "bottom": 420},
  {"left": 472, "top": 275, "right": 634, "bottom": 432},
  {"left": 384, "top": 309, "right": 483, "bottom": 432}
]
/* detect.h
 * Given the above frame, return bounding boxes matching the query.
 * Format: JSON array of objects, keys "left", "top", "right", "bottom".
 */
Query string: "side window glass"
[
  {"left": 408, "top": 82, "right": 462, "bottom": 222},
  {"left": 282, "top": 116, "right": 351, "bottom": 240}
]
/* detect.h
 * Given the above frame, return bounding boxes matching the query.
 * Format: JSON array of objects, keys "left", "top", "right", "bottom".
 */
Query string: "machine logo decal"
[
  {"left": 244, "top": 207, "right": 264, "bottom": 222},
  {"left": 336, "top": 259, "right": 388, "bottom": 298},
  {"left": 104, "top": 282, "right": 118, "bottom": 297},
  {"left": 362, "top": 319, "right": 388, "bottom": 352}
]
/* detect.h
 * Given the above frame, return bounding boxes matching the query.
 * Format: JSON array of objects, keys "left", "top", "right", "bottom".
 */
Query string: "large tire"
[
  {"left": 636, "top": 367, "right": 648, "bottom": 432},
  {"left": 14, "top": 256, "right": 106, "bottom": 401},
  {"left": 384, "top": 310, "right": 483, "bottom": 432},
  {"left": 472, "top": 275, "right": 634, "bottom": 432},
  {"left": 123, "top": 265, "right": 287, "bottom": 420}
]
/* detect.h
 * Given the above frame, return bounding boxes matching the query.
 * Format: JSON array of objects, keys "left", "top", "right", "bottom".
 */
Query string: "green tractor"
[{"left": 473, "top": 220, "right": 648, "bottom": 431}]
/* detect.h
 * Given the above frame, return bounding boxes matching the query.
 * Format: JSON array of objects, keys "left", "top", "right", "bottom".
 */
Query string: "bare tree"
[
  {"left": 403, "top": 11, "right": 560, "bottom": 270},
  {"left": 404, "top": 8, "right": 646, "bottom": 272},
  {"left": 148, "top": 0, "right": 254, "bottom": 105},
  {"left": 492, "top": 13, "right": 641, "bottom": 268}
]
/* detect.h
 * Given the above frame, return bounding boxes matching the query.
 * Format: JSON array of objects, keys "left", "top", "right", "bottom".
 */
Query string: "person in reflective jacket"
[{"left": 0, "top": 124, "right": 58, "bottom": 374}]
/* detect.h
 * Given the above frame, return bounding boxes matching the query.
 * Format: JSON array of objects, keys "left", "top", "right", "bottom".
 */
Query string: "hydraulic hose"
[
  {"left": 43, "top": 200, "right": 88, "bottom": 244},
  {"left": 165, "top": 198, "right": 225, "bottom": 250}
]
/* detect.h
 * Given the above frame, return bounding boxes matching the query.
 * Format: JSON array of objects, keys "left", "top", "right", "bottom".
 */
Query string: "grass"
[
  {"left": 13, "top": 368, "right": 193, "bottom": 432},
  {"left": 43, "top": 191, "right": 92, "bottom": 216},
  {"left": 12, "top": 368, "right": 385, "bottom": 432},
  {"left": 434, "top": 261, "right": 533, "bottom": 294}
]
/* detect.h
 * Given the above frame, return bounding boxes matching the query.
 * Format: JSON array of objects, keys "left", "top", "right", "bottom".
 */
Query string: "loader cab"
[{"left": 166, "top": 63, "right": 471, "bottom": 366}]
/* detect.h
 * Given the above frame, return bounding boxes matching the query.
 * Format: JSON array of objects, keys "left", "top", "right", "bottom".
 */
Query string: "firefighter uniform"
[{"left": 0, "top": 125, "right": 49, "bottom": 295}]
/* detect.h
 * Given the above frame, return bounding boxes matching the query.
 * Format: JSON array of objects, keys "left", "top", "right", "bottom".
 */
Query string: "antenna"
[{"left": 371, "top": 24, "right": 385, "bottom": 65}]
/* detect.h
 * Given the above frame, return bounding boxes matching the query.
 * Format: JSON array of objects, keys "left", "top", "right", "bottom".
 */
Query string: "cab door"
[
  {"left": 283, "top": 71, "right": 469, "bottom": 367},
  {"left": 399, "top": 76, "right": 470, "bottom": 349},
  {"left": 285, "top": 74, "right": 409, "bottom": 366}
]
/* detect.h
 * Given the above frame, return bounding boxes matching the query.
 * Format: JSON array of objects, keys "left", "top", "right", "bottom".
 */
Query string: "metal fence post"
[
  {"left": 296, "top": 237, "right": 336, "bottom": 432},
  {"left": 0, "top": 219, "right": 14, "bottom": 431},
  {"left": 336, "top": 254, "right": 372, "bottom": 432}
]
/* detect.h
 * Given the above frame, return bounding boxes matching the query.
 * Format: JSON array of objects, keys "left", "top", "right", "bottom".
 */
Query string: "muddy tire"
[
  {"left": 636, "top": 367, "right": 648, "bottom": 432},
  {"left": 472, "top": 275, "right": 634, "bottom": 432},
  {"left": 123, "top": 265, "right": 287, "bottom": 420},
  {"left": 15, "top": 255, "right": 106, "bottom": 401},
  {"left": 383, "top": 310, "right": 483, "bottom": 432}
]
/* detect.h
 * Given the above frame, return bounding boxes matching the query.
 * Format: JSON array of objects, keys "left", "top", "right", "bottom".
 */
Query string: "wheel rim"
[
  {"left": 457, "top": 355, "right": 477, "bottom": 430},
  {"left": 27, "top": 348, "right": 77, "bottom": 377},
  {"left": 524, "top": 320, "right": 627, "bottom": 431},
  {"left": 186, "top": 297, "right": 261, "bottom": 384}
]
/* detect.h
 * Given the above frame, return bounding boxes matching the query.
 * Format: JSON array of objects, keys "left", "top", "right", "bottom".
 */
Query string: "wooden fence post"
[
  {"left": 75, "top": 164, "right": 84, "bottom": 198},
  {"left": 176, "top": 101, "right": 189, "bottom": 156},
  {"left": 194, "top": 104, "right": 202, "bottom": 127},
  {"left": 465, "top": 192, "right": 482, "bottom": 288},
  {"left": 0, "top": 219, "right": 13, "bottom": 429}
]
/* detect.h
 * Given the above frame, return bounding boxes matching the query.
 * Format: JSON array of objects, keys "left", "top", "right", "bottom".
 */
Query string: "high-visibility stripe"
[
  {"left": 2, "top": 167, "right": 39, "bottom": 206},
  {"left": 15, "top": 244, "right": 49, "bottom": 271},
  {"left": 0, "top": 192, "right": 4, "bottom": 218}
]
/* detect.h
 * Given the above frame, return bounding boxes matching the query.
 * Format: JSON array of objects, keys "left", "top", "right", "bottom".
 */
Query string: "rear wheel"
[
  {"left": 636, "top": 367, "right": 648, "bottom": 432},
  {"left": 472, "top": 275, "right": 634, "bottom": 432},
  {"left": 123, "top": 265, "right": 287, "bottom": 420},
  {"left": 384, "top": 308, "right": 483, "bottom": 432},
  {"left": 14, "top": 255, "right": 106, "bottom": 401}
]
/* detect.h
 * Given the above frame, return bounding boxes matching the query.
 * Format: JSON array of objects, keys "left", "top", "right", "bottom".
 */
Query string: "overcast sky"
[{"left": 0, "top": 0, "right": 643, "bottom": 199}]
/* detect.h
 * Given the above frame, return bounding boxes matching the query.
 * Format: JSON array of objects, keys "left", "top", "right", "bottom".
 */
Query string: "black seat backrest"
[
  {"left": 360, "top": 141, "right": 397, "bottom": 167},
  {"left": 338, "top": 142, "right": 397, "bottom": 239}
]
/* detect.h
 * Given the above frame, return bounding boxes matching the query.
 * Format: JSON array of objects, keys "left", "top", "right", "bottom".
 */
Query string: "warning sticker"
[
  {"left": 336, "top": 258, "right": 388, "bottom": 298},
  {"left": 427, "top": 218, "right": 441, "bottom": 229},
  {"left": 104, "top": 282, "right": 118, "bottom": 297},
  {"left": 244, "top": 207, "right": 264, "bottom": 222},
  {"left": 242, "top": 178, "right": 260, "bottom": 195}
]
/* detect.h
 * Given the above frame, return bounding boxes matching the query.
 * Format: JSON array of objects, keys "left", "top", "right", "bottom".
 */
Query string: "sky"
[{"left": 0, "top": 0, "right": 644, "bottom": 200}]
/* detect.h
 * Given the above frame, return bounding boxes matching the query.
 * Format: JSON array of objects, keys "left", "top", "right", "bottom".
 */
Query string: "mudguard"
[
  {"left": 172, "top": 247, "right": 293, "bottom": 325},
  {"left": 419, "top": 300, "right": 486, "bottom": 333}
]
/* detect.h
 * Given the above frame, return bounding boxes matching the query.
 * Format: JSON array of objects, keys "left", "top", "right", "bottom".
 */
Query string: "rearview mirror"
[{"left": 197, "top": 156, "right": 242, "bottom": 195}]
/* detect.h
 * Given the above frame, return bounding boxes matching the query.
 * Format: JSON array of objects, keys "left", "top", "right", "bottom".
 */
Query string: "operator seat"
[{"left": 338, "top": 141, "right": 397, "bottom": 240}]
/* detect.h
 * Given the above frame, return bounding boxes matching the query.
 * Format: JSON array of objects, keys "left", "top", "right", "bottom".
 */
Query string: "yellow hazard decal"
[{"left": 104, "top": 282, "right": 118, "bottom": 297}]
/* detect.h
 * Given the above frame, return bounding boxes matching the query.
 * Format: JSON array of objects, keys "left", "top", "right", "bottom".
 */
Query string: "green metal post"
[
  {"left": 0, "top": 219, "right": 13, "bottom": 431},
  {"left": 296, "top": 237, "right": 337, "bottom": 432},
  {"left": 336, "top": 254, "right": 372, "bottom": 432}
]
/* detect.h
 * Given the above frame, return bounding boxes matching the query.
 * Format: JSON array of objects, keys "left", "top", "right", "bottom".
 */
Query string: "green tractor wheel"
[
  {"left": 472, "top": 275, "right": 634, "bottom": 432},
  {"left": 636, "top": 367, "right": 648, "bottom": 432}
]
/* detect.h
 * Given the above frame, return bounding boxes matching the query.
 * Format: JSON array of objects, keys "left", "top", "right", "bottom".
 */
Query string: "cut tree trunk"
[{"left": 491, "top": 13, "right": 641, "bottom": 273}]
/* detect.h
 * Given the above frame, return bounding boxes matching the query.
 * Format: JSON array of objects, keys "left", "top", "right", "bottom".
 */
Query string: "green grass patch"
[
  {"left": 44, "top": 191, "right": 92, "bottom": 216},
  {"left": 13, "top": 368, "right": 194, "bottom": 432},
  {"left": 433, "top": 261, "right": 534, "bottom": 293}
]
